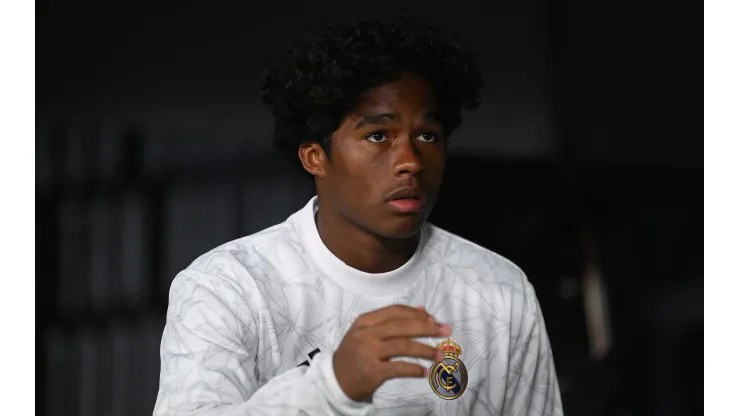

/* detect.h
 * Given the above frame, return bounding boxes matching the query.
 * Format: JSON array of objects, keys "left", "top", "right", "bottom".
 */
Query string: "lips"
[
  {"left": 385, "top": 186, "right": 424, "bottom": 201},
  {"left": 385, "top": 186, "right": 427, "bottom": 213}
]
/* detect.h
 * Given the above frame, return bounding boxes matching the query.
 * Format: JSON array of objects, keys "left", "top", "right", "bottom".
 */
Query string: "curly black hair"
[{"left": 260, "top": 13, "right": 484, "bottom": 158}]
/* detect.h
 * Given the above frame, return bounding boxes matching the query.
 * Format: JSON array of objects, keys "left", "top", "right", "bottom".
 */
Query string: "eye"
[
  {"left": 417, "top": 132, "right": 439, "bottom": 143},
  {"left": 365, "top": 131, "right": 388, "bottom": 143}
]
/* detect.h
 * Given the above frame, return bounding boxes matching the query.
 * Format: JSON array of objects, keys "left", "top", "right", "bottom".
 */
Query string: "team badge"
[{"left": 429, "top": 338, "right": 468, "bottom": 400}]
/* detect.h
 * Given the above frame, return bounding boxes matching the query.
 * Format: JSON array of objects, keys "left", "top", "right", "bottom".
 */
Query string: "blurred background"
[{"left": 36, "top": 0, "right": 702, "bottom": 415}]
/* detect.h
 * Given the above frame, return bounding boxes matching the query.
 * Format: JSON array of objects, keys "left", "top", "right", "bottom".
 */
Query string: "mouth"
[{"left": 385, "top": 187, "right": 427, "bottom": 213}]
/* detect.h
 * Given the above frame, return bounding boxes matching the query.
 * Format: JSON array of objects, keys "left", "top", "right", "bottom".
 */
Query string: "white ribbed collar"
[{"left": 291, "top": 196, "right": 427, "bottom": 297}]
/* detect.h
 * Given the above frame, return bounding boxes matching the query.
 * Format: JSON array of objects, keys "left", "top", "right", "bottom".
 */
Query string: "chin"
[{"left": 377, "top": 216, "right": 426, "bottom": 239}]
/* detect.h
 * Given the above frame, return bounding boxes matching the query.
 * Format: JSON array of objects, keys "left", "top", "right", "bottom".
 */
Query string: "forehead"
[{"left": 352, "top": 74, "right": 440, "bottom": 115}]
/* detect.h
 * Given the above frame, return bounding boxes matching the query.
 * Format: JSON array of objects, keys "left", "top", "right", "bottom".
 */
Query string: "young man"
[{"left": 154, "top": 13, "right": 562, "bottom": 416}]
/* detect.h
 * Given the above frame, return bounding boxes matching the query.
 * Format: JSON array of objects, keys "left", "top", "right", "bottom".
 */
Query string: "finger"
[
  {"left": 379, "top": 361, "right": 429, "bottom": 380},
  {"left": 415, "top": 306, "right": 437, "bottom": 321},
  {"left": 378, "top": 339, "right": 445, "bottom": 362},
  {"left": 368, "top": 319, "right": 452, "bottom": 340},
  {"left": 355, "top": 304, "right": 433, "bottom": 328}
]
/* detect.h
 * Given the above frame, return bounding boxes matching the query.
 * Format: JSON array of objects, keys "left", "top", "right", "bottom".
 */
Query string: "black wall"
[{"left": 36, "top": 1, "right": 702, "bottom": 415}]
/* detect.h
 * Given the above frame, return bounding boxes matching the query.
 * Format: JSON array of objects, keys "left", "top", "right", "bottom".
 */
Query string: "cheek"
[
  {"left": 372, "top": 148, "right": 392, "bottom": 168},
  {"left": 339, "top": 146, "right": 387, "bottom": 180},
  {"left": 344, "top": 162, "right": 384, "bottom": 195},
  {"left": 331, "top": 151, "right": 382, "bottom": 198},
  {"left": 436, "top": 158, "right": 447, "bottom": 179},
  {"left": 423, "top": 150, "right": 446, "bottom": 177}
]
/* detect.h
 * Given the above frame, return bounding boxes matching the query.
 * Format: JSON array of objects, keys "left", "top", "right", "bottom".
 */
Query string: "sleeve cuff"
[{"left": 314, "top": 351, "right": 373, "bottom": 415}]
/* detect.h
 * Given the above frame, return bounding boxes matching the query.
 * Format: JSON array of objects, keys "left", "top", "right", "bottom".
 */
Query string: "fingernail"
[
  {"left": 438, "top": 324, "right": 452, "bottom": 336},
  {"left": 436, "top": 350, "right": 445, "bottom": 361}
]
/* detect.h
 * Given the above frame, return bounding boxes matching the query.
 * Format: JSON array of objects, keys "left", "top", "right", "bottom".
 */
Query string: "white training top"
[{"left": 153, "top": 196, "right": 563, "bottom": 415}]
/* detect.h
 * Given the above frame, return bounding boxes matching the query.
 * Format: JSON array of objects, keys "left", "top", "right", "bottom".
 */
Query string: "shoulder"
[
  {"left": 425, "top": 223, "right": 543, "bottom": 329},
  {"left": 426, "top": 224, "right": 527, "bottom": 283},
  {"left": 167, "top": 220, "right": 302, "bottom": 308},
  {"left": 190, "top": 220, "right": 300, "bottom": 273},
  {"left": 424, "top": 223, "right": 537, "bottom": 301}
]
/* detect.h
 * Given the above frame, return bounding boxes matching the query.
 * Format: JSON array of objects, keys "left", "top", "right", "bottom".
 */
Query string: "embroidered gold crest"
[{"left": 429, "top": 338, "right": 468, "bottom": 400}]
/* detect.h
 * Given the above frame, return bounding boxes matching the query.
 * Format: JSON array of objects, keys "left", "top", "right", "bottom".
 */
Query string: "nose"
[{"left": 392, "top": 137, "right": 426, "bottom": 177}]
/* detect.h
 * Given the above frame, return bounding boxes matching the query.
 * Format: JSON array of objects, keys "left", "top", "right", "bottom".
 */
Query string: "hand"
[{"left": 332, "top": 305, "right": 452, "bottom": 402}]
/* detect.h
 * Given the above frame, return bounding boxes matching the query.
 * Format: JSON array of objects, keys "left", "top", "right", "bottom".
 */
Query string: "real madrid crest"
[{"left": 429, "top": 338, "right": 468, "bottom": 400}]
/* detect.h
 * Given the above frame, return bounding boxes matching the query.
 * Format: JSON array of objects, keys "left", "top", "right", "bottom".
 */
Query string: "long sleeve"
[
  {"left": 502, "top": 282, "right": 563, "bottom": 416},
  {"left": 152, "top": 271, "right": 372, "bottom": 416}
]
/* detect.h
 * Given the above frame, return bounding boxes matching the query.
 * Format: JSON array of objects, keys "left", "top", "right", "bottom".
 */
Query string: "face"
[{"left": 300, "top": 74, "right": 447, "bottom": 239}]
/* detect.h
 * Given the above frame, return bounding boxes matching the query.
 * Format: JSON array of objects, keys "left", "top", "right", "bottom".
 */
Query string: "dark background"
[{"left": 36, "top": 1, "right": 702, "bottom": 415}]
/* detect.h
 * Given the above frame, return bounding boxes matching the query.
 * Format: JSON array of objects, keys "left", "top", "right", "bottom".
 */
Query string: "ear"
[{"left": 298, "top": 142, "right": 328, "bottom": 178}]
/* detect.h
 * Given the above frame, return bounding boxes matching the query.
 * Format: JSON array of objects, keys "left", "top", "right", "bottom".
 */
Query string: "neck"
[{"left": 315, "top": 205, "right": 419, "bottom": 274}]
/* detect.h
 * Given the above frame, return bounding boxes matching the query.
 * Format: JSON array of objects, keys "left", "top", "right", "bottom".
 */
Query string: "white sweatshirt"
[{"left": 153, "top": 196, "right": 563, "bottom": 415}]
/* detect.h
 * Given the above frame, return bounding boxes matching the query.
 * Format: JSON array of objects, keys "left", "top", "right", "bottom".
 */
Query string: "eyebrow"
[
  {"left": 353, "top": 112, "right": 443, "bottom": 130},
  {"left": 354, "top": 113, "right": 396, "bottom": 129},
  {"left": 424, "top": 112, "right": 443, "bottom": 124}
]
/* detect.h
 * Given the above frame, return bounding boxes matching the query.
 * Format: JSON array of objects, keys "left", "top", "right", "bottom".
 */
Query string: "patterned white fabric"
[{"left": 154, "top": 196, "right": 563, "bottom": 415}]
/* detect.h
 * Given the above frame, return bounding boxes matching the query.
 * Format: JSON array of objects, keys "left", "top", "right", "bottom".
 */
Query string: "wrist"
[{"left": 319, "top": 351, "right": 374, "bottom": 413}]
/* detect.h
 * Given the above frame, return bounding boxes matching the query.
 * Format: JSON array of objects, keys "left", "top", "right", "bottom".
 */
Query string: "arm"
[
  {"left": 152, "top": 272, "right": 371, "bottom": 416},
  {"left": 503, "top": 282, "right": 564, "bottom": 416}
]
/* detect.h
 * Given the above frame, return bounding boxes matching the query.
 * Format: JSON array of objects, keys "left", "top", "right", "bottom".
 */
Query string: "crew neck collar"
[{"left": 292, "top": 196, "right": 427, "bottom": 297}]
